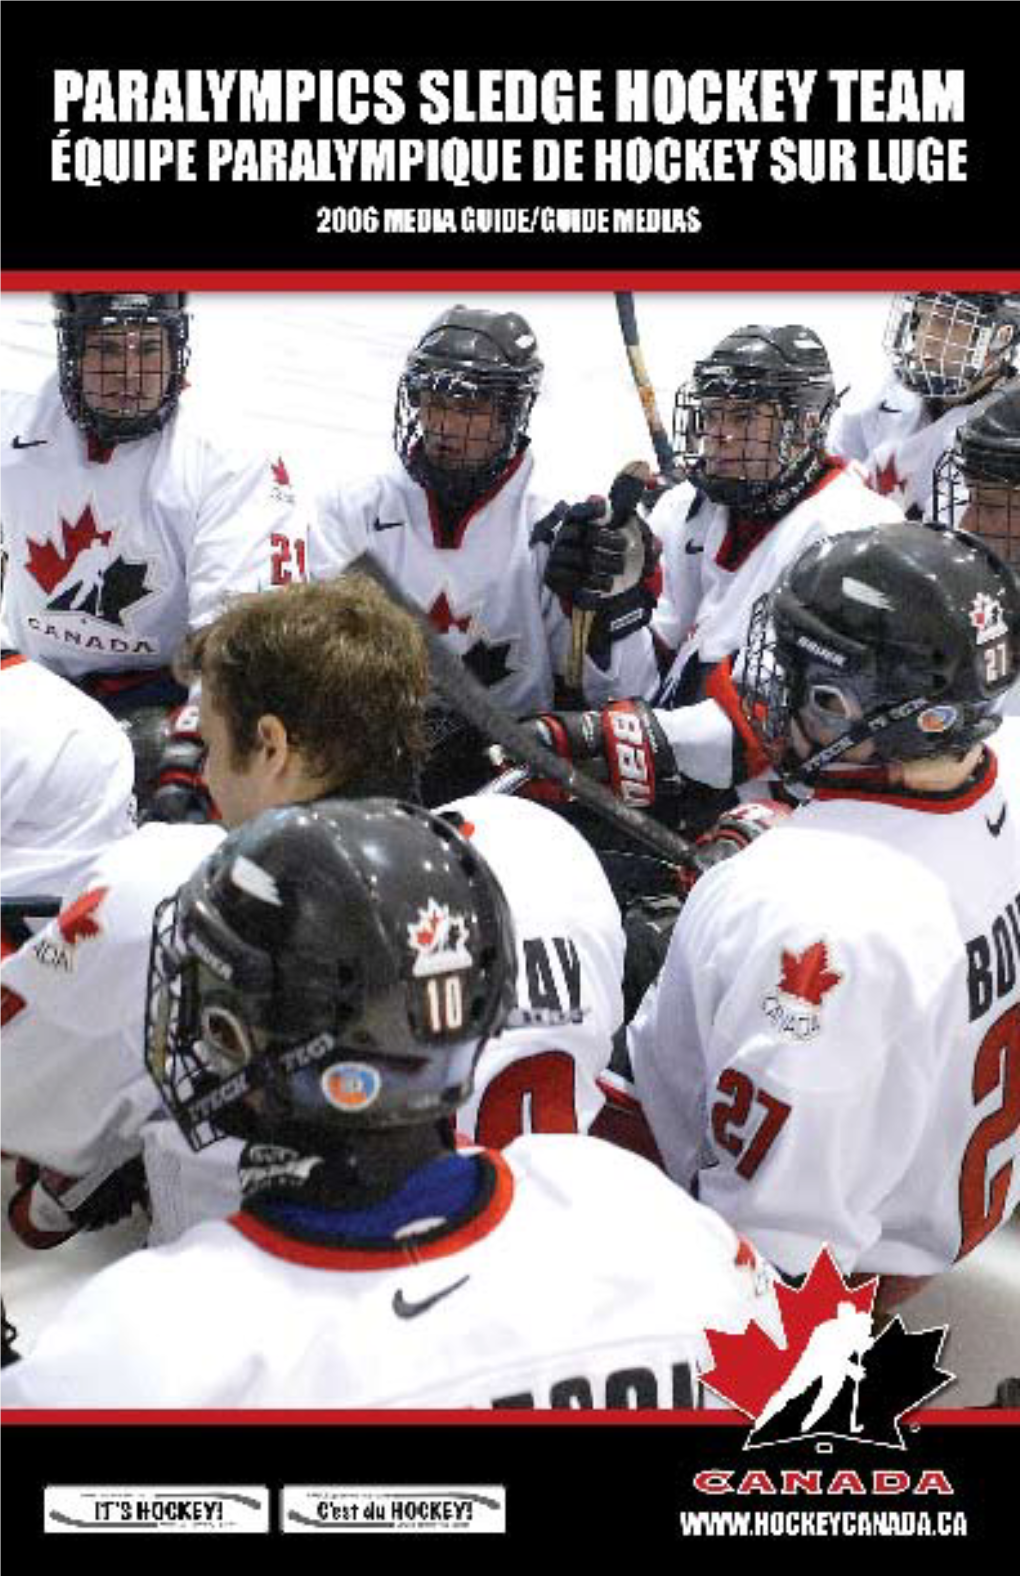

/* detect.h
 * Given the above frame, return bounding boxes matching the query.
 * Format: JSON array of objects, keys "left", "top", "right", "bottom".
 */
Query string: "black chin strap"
[{"left": 794, "top": 693, "right": 935, "bottom": 782}]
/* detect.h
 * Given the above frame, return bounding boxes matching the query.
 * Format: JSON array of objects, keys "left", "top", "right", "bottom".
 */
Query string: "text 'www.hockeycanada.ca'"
[{"left": 678, "top": 1510, "right": 968, "bottom": 1538}]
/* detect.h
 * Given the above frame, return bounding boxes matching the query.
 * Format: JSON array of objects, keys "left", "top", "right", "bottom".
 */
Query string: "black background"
[
  {"left": 4, "top": 1416, "right": 1017, "bottom": 1556},
  {"left": 1, "top": 2, "right": 1017, "bottom": 274},
  {"left": 1, "top": 1, "right": 1017, "bottom": 1558}
]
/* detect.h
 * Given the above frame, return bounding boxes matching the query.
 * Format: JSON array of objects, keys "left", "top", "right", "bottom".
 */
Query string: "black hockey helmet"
[
  {"left": 883, "top": 292, "right": 1020, "bottom": 402},
  {"left": 673, "top": 324, "right": 836, "bottom": 518},
  {"left": 395, "top": 305, "right": 543, "bottom": 508},
  {"left": 53, "top": 290, "right": 190, "bottom": 444},
  {"left": 934, "top": 387, "right": 1020, "bottom": 566},
  {"left": 741, "top": 520, "right": 1020, "bottom": 781},
  {"left": 145, "top": 797, "right": 517, "bottom": 1152}
]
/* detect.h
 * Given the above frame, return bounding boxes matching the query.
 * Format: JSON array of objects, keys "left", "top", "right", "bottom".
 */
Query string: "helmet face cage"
[
  {"left": 884, "top": 293, "right": 1018, "bottom": 401},
  {"left": 395, "top": 360, "right": 540, "bottom": 508},
  {"left": 673, "top": 374, "right": 832, "bottom": 519},
  {"left": 934, "top": 435, "right": 1020, "bottom": 571},
  {"left": 55, "top": 292, "right": 190, "bottom": 444}
]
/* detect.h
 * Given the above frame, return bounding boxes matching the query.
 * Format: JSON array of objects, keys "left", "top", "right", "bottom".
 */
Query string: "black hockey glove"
[
  {"left": 538, "top": 466, "right": 662, "bottom": 653},
  {"left": 142, "top": 701, "right": 218, "bottom": 824},
  {"left": 519, "top": 699, "right": 682, "bottom": 811},
  {"left": 8, "top": 1156, "right": 149, "bottom": 1249},
  {"left": 676, "top": 799, "right": 792, "bottom": 895}
]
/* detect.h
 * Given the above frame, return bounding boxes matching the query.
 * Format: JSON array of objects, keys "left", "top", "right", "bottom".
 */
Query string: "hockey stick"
[
  {"left": 614, "top": 291, "right": 685, "bottom": 483},
  {"left": 347, "top": 554, "right": 698, "bottom": 872}
]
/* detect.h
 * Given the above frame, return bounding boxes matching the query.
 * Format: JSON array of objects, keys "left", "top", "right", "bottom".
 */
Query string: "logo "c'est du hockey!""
[
  {"left": 761, "top": 939, "right": 842, "bottom": 1041},
  {"left": 24, "top": 504, "right": 155, "bottom": 628},
  {"left": 321, "top": 1063, "right": 382, "bottom": 1113}
]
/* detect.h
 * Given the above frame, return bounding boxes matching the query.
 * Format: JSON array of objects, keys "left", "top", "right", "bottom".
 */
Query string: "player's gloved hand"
[
  {"left": 8, "top": 1156, "right": 149, "bottom": 1249},
  {"left": 538, "top": 463, "right": 662, "bottom": 651},
  {"left": 677, "top": 799, "right": 792, "bottom": 894},
  {"left": 142, "top": 702, "right": 217, "bottom": 824},
  {"left": 517, "top": 699, "right": 682, "bottom": 810}
]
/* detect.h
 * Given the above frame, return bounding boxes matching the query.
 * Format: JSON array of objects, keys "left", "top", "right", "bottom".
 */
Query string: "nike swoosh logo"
[
  {"left": 685, "top": 541, "right": 704, "bottom": 554},
  {"left": 392, "top": 1274, "right": 470, "bottom": 1320},
  {"left": 986, "top": 805, "right": 1007, "bottom": 837},
  {"left": 372, "top": 517, "right": 404, "bottom": 532},
  {"left": 878, "top": 402, "right": 902, "bottom": 415},
  {"left": 12, "top": 435, "right": 48, "bottom": 449}
]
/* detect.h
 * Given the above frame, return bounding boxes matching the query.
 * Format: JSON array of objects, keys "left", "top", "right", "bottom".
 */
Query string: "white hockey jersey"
[
  {"left": 142, "top": 792, "right": 626, "bottom": 1246},
  {"left": 1, "top": 379, "right": 309, "bottom": 680},
  {"left": 828, "top": 372, "right": 1020, "bottom": 520},
  {"left": 1, "top": 821, "right": 223, "bottom": 1177},
  {"left": 644, "top": 463, "right": 904, "bottom": 787},
  {"left": 311, "top": 449, "right": 655, "bottom": 716},
  {"left": 442, "top": 794, "right": 625, "bottom": 1143},
  {"left": 0, "top": 1136, "right": 779, "bottom": 1409},
  {"left": 0, "top": 654, "right": 135, "bottom": 905},
  {"left": 629, "top": 720, "right": 1020, "bottom": 1281}
]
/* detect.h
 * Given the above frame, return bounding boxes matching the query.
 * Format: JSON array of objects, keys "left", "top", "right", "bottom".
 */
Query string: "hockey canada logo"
[
  {"left": 24, "top": 505, "right": 155, "bottom": 628},
  {"left": 968, "top": 592, "right": 1008, "bottom": 646},
  {"left": 703, "top": 1247, "right": 951, "bottom": 1450},
  {"left": 31, "top": 887, "right": 109, "bottom": 976},
  {"left": 407, "top": 900, "right": 473, "bottom": 978},
  {"left": 761, "top": 940, "right": 842, "bottom": 1040}
]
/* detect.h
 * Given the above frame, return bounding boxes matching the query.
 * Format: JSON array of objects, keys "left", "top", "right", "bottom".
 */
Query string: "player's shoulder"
[
  {"left": 72, "top": 821, "right": 224, "bottom": 918},
  {"left": 801, "top": 462, "right": 905, "bottom": 529},
  {"left": 1, "top": 378, "right": 64, "bottom": 453},
  {"left": 990, "top": 716, "right": 1020, "bottom": 780},
  {"left": 441, "top": 793, "right": 618, "bottom": 913},
  {"left": 503, "top": 1131, "right": 698, "bottom": 1212},
  {"left": 648, "top": 478, "right": 700, "bottom": 534},
  {"left": 1, "top": 657, "right": 128, "bottom": 748},
  {"left": 161, "top": 394, "right": 283, "bottom": 483}
]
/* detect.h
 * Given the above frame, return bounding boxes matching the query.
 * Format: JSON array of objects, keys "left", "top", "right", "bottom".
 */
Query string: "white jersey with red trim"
[
  {"left": 442, "top": 794, "right": 624, "bottom": 1144},
  {"left": 0, "top": 379, "right": 309, "bottom": 681},
  {"left": 311, "top": 449, "right": 655, "bottom": 716},
  {"left": 629, "top": 721, "right": 1020, "bottom": 1281},
  {"left": 0, "top": 821, "right": 223, "bottom": 1177},
  {"left": 141, "top": 792, "right": 626, "bottom": 1247},
  {"left": 828, "top": 372, "right": 1020, "bottom": 520},
  {"left": 0, "top": 655, "right": 136, "bottom": 904},
  {"left": 0, "top": 1136, "right": 780, "bottom": 1409},
  {"left": 643, "top": 463, "right": 903, "bottom": 788}
]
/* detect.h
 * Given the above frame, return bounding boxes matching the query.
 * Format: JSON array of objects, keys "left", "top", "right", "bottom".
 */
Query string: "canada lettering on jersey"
[
  {"left": 26, "top": 617, "right": 158, "bottom": 657},
  {"left": 965, "top": 892, "right": 1020, "bottom": 1023}
]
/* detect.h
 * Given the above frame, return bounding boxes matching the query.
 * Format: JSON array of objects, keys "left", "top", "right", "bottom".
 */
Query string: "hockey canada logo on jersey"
[
  {"left": 702, "top": 1246, "right": 952, "bottom": 1450},
  {"left": 407, "top": 900, "right": 473, "bottom": 978},
  {"left": 968, "top": 592, "right": 1008, "bottom": 646},
  {"left": 24, "top": 505, "right": 155, "bottom": 629},
  {"left": 31, "top": 886, "right": 109, "bottom": 975},
  {"left": 761, "top": 940, "right": 842, "bottom": 1040},
  {"left": 269, "top": 456, "right": 295, "bottom": 505}
]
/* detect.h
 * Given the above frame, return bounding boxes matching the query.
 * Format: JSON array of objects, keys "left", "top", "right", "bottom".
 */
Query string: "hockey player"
[
  {"left": 0, "top": 575, "right": 428, "bottom": 1248},
  {"left": 934, "top": 387, "right": 1020, "bottom": 719},
  {"left": 1, "top": 652, "right": 135, "bottom": 920},
  {"left": 0, "top": 291, "right": 311, "bottom": 816},
  {"left": 512, "top": 325, "right": 903, "bottom": 829},
  {"left": 311, "top": 305, "right": 660, "bottom": 803},
  {"left": 1, "top": 797, "right": 779, "bottom": 1408},
  {"left": 829, "top": 291, "right": 1020, "bottom": 518},
  {"left": 934, "top": 384, "right": 1020, "bottom": 570},
  {"left": 628, "top": 520, "right": 1020, "bottom": 1311}
]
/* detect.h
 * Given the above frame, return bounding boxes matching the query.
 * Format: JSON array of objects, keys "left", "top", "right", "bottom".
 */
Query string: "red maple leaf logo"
[
  {"left": 415, "top": 914, "right": 440, "bottom": 949},
  {"left": 428, "top": 591, "right": 472, "bottom": 635},
  {"left": 25, "top": 506, "right": 112, "bottom": 594},
  {"left": 56, "top": 887, "right": 109, "bottom": 946},
  {"left": 271, "top": 457, "right": 290, "bottom": 487},
  {"left": 703, "top": 1246, "right": 877, "bottom": 1422},
  {"left": 778, "top": 941, "right": 842, "bottom": 1007},
  {"left": 872, "top": 455, "right": 905, "bottom": 497}
]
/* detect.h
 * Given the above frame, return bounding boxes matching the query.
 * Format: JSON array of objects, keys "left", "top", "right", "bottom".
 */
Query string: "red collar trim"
[
  {"left": 426, "top": 449, "right": 526, "bottom": 549},
  {"left": 0, "top": 653, "right": 27, "bottom": 672},
  {"left": 714, "top": 461, "right": 846, "bottom": 573},
  {"left": 227, "top": 1150, "right": 515, "bottom": 1270},
  {"left": 813, "top": 749, "right": 998, "bottom": 814}
]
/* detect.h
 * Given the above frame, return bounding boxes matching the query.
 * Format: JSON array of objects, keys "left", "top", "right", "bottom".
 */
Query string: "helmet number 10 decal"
[{"left": 425, "top": 973, "right": 465, "bottom": 1035}]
